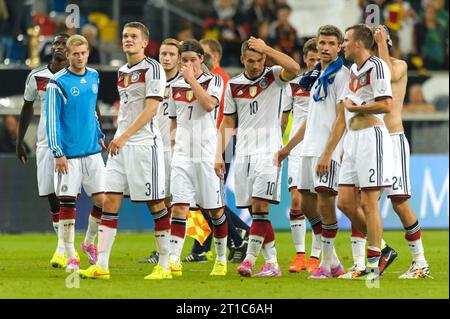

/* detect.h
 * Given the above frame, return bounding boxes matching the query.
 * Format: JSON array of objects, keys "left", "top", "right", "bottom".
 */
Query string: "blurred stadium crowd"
[
  {"left": 0, "top": 0, "right": 448, "bottom": 153},
  {"left": 0, "top": 0, "right": 448, "bottom": 69}
]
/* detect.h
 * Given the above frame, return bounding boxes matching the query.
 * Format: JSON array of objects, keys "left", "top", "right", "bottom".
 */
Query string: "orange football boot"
[
  {"left": 306, "top": 257, "right": 319, "bottom": 273},
  {"left": 288, "top": 254, "right": 307, "bottom": 273}
]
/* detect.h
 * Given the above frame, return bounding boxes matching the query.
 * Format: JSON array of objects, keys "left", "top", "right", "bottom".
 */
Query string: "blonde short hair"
[
  {"left": 161, "top": 38, "right": 181, "bottom": 54},
  {"left": 66, "top": 34, "right": 89, "bottom": 52}
]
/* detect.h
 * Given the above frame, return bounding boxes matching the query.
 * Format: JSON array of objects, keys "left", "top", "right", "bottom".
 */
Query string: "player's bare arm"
[
  {"left": 248, "top": 36, "right": 301, "bottom": 81},
  {"left": 214, "top": 113, "right": 236, "bottom": 179},
  {"left": 181, "top": 63, "right": 218, "bottom": 112},
  {"left": 273, "top": 119, "right": 307, "bottom": 167},
  {"left": 16, "top": 100, "right": 34, "bottom": 164},
  {"left": 280, "top": 111, "right": 290, "bottom": 135},
  {"left": 344, "top": 96, "right": 392, "bottom": 114},
  {"left": 108, "top": 97, "right": 160, "bottom": 156},
  {"left": 374, "top": 27, "right": 407, "bottom": 82},
  {"left": 316, "top": 102, "right": 346, "bottom": 177},
  {"left": 374, "top": 26, "right": 408, "bottom": 133}
]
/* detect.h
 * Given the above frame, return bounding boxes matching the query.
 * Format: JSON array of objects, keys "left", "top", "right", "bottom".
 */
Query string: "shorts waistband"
[
  {"left": 349, "top": 125, "right": 387, "bottom": 134},
  {"left": 236, "top": 151, "right": 275, "bottom": 158},
  {"left": 389, "top": 131, "right": 405, "bottom": 136}
]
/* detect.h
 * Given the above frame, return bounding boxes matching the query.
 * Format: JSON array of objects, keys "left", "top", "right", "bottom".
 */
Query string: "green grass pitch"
[{"left": 0, "top": 230, "right": 447, "bottom": 299}]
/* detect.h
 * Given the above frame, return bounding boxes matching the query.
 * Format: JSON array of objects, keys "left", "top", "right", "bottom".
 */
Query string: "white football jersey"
[
  {"left": 283, "top": 75, "right": 310, "bottom": 139},
  {"left": 116, "top": 57, "right": 166, "bottom": 145},
  {"left": 154, "top": 72, "right": 181, "bottom": 152},
  {"left": 224, "top": 66, "right": 288, "bottom": 156},
  {"left": 23, "top": 65, "right": 54, "bottom": 148},
  {"left": 345, "top": 56, "right": 392, "bottom": 128},
  {"left": 168, "top": 72, "right": 223, "bottom": 161},
  {"left": 301, "top": 66, "right": 350, "bottom": 162}
]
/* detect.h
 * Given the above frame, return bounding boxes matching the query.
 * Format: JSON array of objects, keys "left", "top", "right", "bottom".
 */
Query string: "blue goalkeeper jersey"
[{"left": 46, "top": 66, "right": 104, "bottom": 158}]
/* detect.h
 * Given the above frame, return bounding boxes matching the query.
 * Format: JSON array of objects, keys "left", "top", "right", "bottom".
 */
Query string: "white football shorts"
[
  {"left": 170, "top": 155, "right": 224, "bottom": 210},
  {"left": 36, "top": 146, "right": 55, "bottom": 196},
  {"left": 339, "top": 125, "right": 393, "bottom": 190},
  {"left": 385, "top": 132, "right": 412, "bottom": 198},
  {"left": 105, "top": 144, "right": 165, "bottom": 201},
  {"left": 234, "top": 153, "right": 282, "bottom": 208},
  {"left": 298, "top": 156, "right": 340, "bottom": 194},
  {"left": 55, "top": 152, "right": 105, "bottom": 198}
]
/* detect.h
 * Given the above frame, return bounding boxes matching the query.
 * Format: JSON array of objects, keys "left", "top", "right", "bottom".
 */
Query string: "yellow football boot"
[
  {"left": 50, "top": 252, "right": 67, "bottom": 268},
  {"left": 210, "top": 261, "right": 227, "bottom": 276},
  {"left": 169, "top": 261, "right": 183, "bottom": 277},
  {"left": 78, "top": 264, "right": 110, "bottom": 280},
  {"left": 144, "top": 265, "right": 173, "bottom": 280}
]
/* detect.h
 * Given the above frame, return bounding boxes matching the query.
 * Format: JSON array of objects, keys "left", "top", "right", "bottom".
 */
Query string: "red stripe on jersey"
[
  {"left": 35, "top": 76, "right": 50, "bottom": 92},
  {"left": 172, "top": 79, "right": 212, "bottom": 103},
  {"left": 290, "top": 83, "right": 310, "bottom": 97},
  {"left": 230, "top": 71, "right": 275, "bottom": 99},
  {"left": 117, "top": 69, "right": 147, "bottom": 88},
  {"left": 172, "top": 87, "right": 195, "bottom": 103},
  {"left": 349, "top": 68, "right": 372, "bottom": 93}
]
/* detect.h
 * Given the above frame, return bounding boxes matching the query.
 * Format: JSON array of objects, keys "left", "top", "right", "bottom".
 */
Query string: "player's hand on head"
[
  {"left": 16, "top": 143, "right": 28, "bottom": 164},
  {"left": 55, "top": 156, "right": 68, "bottom": 175},
  {"left": 374, "top": 27, "right": 386, "bottom": 44},
  {"left": 248, "top": 36, "right": 267, "bottom": 54}
]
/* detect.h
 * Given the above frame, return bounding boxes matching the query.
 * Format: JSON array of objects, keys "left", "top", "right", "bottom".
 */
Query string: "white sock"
[
  {"left": 351, "top": 237, "right": 367, "bottom": 269},
  {"left": 320, "top": 236, "right": 336, "bottom": 272},
  {"left": 214, "top": 236, "right": 227, "bottom": 264},
  {"left": 52, "top": 222, "right": 59, "bottom": 234},
  {"left": 311, "top": 232, "right": 322, "bottom": 259},
  {"left": 97, "top": 225, "right": 117, "bottom": 271},
  {"left": 169, "top": 234, "right": 186, "bottom": 265},
  {"left": 408, "top": 238, "right": 427, "bottom": 267},
  {"left": 261, "top": 241, "right": 278, "bottom": 268},
  {"left": 211, "top": 214, "right": 227, "bottom": 264},
  {"left": 52, "top": 214, "right": 65, "bottom": 254},
  {"left": 156, "top": 230, "right": 170, "bottom": 269},
  {"left": 331, "top": 247, "right": 341, "bottom": 268},
  {"left": 56, "top": 239, "right": 65, "bottom": 255},
  {"left": 59, "top": 219, "right": 76, "bottom": 260},
  {"left": 53, "top": 223, "right": 65, "bottom": 255},
  {"left": 381, "top": 238, "right": 387, "bottom": 249},
  {"left": 290, "top": 219, "right": 306, "bottom": 254},
  {"left": 244, "top": 235, "right": 264, "bottom": 265},
  {"left": 84, "top": 214, "right": 101, "bottom": 245}
]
